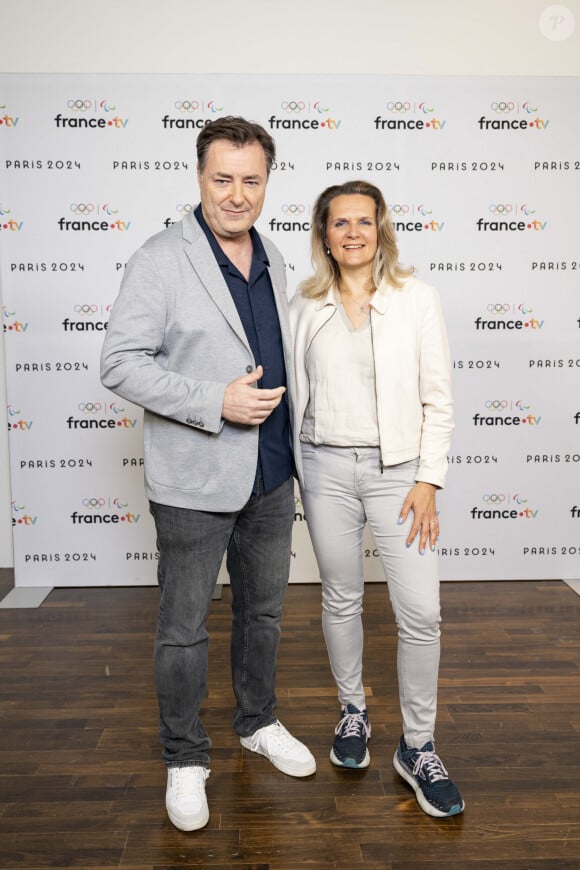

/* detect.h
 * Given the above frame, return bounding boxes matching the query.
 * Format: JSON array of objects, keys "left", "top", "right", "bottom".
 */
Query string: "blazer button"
[
  {"left": 186, "top": 417, "right": 193, "bottom": 424},
  {"left": 246, "top": 365, "right": 253, "bottom": 373}
]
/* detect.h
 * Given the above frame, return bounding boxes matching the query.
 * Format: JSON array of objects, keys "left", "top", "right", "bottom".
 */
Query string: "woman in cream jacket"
[{"left": 289, "top": 180, "right": 463, "bottom": 818}]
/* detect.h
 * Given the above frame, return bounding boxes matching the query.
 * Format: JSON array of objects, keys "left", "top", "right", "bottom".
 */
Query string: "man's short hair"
[{"left": 196, "top": 116, "right": 276, "bottom": 175}]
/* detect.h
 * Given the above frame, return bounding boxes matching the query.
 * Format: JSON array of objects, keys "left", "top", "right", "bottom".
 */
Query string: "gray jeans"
[
  {"left": 150, "top": 475, "right": 294, "bottom": 767},
  {"left": 300, "top": 445, "right": 441, "bottom": 748}
]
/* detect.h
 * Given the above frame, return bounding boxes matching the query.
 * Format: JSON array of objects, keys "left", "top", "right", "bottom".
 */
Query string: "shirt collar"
[{"left": 194, "top": 204, "right": 270, "bottom": 268}]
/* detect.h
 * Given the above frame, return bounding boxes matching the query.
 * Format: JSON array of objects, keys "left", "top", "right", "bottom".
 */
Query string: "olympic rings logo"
[
  {"left": 82, "top": 498, "right": 105, "bottom": 508},
  {"left": 281, "top": 101, "right": 305, "bottom": 112},
  {"left": 486, "top": 304, "right": 510, "bottom": 313},
  {"left": 74, "top": 304, "right": 98, "bottom": 315},
  {"left": 174, "top": 100, "right": 200, "bottom": 112},
  {"left": 176, "top": 203, "right": 194, "bottom": 214},
  {"left": 70, "top": 203, "right": 95, "bottom": 214},
  {"left": 489, "top": 204, "right": 513, "bottom": 215},
  {"left": 490, "top": 101, "right": 515, "bottom": 113},
  {"left": 484, "top": 400, "right": 508, "bottom": 410},
  {"left": 483, "top": 494, "right": 505, "bottom": 504},
  {"left": 388, "top": 204, "right": 410, "bottom": 215},
  {"left": 78, "top": 402, "right": 102, "bottom": 413},
  {"left": 386, "top": 101, "right": 411, "bottom": 113},
  {"left": 282, "top": 204, "right": 305, "bottom": 215},
  {"left": 67, "top": 99, "right": 93, "bottom": 112}
]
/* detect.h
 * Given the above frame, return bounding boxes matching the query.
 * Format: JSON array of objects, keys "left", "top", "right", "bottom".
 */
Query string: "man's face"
[{"left": 197, "top": 139, "right": 268, "bottom": 242}]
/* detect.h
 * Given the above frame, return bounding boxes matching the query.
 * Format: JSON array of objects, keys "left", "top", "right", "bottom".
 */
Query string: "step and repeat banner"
[{"left": 1, "top": 74, "right": 579, "bottom": 587}]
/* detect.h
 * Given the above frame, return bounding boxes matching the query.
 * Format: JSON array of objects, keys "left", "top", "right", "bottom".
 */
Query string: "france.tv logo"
[
  {"left": 54, "top": 99, "right": 129, "bottom": 129},
  {"left": 268, "top": 203, "right": 311, "bottom": 232},
  {"left": 7, "top": 404, "right": 33, "bottom": 431},
  {"left": 12, "top": 501, "right": 38, "bottom": 527},
  {"left": 0, "top": 103, "right": 19, "bottom": 127},
  {"left": 476, "top": 203, "right": 547, "bottom": 232},
  {"left": 0, "top": 205, "right": 23, "bottom": 232},
  {"left": 71, "top": 496, "right": 141, "bottom": 525},
  {"left": 388, "top": 203, "right": 445, "bottom": 232},
  {"left": 66, "top": 401, "right": 137, "bottom": 430},
  {"left": 58, "top": 203, "right": 131, "bottom": 232},
  {"left": 268, "top": 99, "right": 342, "bottom": 130},
  {"left": 474, "top": 303, "right": 544, "bottom": 331},
  {"left": 3, "top": 306, "right": 29, "bottom": 334},
  {"left": 374, "top": 100, "right": 446, "bottom": 131},
  {"left": 478, "top": 100, "right": 549, "bottom": 131},
  {"left": 472, "top": 399, "right": 541, "bottom": 428},
  {"left": 161, "top": 99, "right": 224, "bottom": 129},
  {"left": 470, "top": 492, "right": 539, "bottom": 520}
]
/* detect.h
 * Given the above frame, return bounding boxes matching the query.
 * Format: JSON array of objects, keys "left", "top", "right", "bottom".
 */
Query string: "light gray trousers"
[{"left": 300, "top": 444, "right": 441, "bottom": 749}]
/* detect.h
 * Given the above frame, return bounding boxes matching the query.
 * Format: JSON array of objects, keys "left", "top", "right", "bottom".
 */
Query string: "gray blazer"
[{"left": 100, "top": 211, "right": 297, "bottom": 511}]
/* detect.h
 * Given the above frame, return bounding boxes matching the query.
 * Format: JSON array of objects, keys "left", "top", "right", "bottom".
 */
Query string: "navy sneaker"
[
  {"left": 393, "top": 735, "right": 464, "bottom": 817},
  {"left": 330, "top": 704, "right": 371, "bottom": 768}
]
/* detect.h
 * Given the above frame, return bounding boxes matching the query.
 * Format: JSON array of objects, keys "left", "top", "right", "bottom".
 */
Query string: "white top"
[{"left": 300, "top": 303, "right": 380, "bottom": 446}]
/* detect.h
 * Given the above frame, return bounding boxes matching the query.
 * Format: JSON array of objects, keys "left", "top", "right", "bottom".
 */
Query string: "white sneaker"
[
  {"left": 165, "top": 766, "right": 210, "bottom": 831},
  {"left": 240, "top": 720, "right": 316, "bottom": 777}
]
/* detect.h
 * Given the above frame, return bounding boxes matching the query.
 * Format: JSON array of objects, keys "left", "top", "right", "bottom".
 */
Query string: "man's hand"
[{"left": 222, "top": 365, "right": 285, "bottom": 425}]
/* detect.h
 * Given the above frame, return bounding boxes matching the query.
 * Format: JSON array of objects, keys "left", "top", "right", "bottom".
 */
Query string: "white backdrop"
[{"left": 1, "top": 73, "right": 579, "bottom": 586}]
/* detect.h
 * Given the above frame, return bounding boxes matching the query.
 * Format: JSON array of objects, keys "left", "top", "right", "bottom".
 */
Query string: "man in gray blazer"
[{"left": 101, "top": 116, "right": 315, "bottom": 832}]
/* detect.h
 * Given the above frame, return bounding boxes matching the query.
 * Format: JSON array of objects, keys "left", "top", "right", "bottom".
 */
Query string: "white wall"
[{"left": 1, "top": 0, "right": 579, "bottom": 568}]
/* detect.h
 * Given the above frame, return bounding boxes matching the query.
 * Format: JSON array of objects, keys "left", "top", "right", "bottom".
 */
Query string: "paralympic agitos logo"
[{"left": 54, "top": 98, "right": 129, "bottom": 129}]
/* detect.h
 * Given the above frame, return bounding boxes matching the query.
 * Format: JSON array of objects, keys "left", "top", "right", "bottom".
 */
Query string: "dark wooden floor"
[{"left": 1, "top": 567, "right": 579, "bottom": 869}]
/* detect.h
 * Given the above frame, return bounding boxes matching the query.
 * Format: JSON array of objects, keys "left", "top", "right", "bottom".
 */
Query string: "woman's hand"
[{"left": 398, "top": 482, "right": 439, "bottom": 554}]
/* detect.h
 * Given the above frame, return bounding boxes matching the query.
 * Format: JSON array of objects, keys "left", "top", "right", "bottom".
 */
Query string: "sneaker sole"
[
  {"left": 166, "top": 804, "right": 209, "bottom": 831},
  {"left": 240, "top": 736, "right": 317, "bottom": 777},
  {"left": 392, "top": 751, "right": 465, "bottom": 818},
  {"left": 330, "top": 747, "right": 370, "bottom": 769}
]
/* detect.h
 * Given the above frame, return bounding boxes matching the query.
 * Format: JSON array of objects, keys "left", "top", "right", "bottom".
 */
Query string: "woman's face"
[{"left": 325, "top": 194, "right": 378, "bottom": 272}]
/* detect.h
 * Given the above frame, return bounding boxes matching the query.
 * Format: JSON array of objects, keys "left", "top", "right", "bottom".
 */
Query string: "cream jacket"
[{"left": 289, "top": 275, "right": 454, "bottom": 489}]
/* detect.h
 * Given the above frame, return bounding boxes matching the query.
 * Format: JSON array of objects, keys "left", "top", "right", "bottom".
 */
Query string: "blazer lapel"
[{"left": 182, "top": 214, "right": 252, "bottom": 353}]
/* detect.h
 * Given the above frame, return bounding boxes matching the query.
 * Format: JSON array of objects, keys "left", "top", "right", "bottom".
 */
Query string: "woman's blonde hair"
[{"left": 299, "top": 179, "right": 414, "bottom": 299}]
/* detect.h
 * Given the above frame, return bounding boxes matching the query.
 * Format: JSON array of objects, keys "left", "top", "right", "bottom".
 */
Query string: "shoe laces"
[
  {"left": 173, "top": 766, "right": 209, "bottom": 797},
  {"left": 335, "top": 709, "right": 370, "bottom": 740},
  {"left": 412, "top": 749, "right": 449, "bottom": 784},
  {"left": 259, "top": 721, "right": 295, "bottom": 752}
]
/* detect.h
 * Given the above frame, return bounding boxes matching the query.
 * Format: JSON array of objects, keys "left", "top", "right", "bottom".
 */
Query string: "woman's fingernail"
[
  {"left": 420, "top": 548, "right": 425, "bottom": 556},
  {"left": 397, "top": 517, "right": 403, "bottom": 525},
  {"left": 431, "top": 545, "right": 436, "bottom": 552},
  {"left": 406, "top": 542, "right": 411, "bottom": 549}
]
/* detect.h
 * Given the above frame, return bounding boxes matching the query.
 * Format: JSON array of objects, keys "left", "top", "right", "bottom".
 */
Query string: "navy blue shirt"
[{"left": 195, "top": 205, "right": 292, "bottom": 494}]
